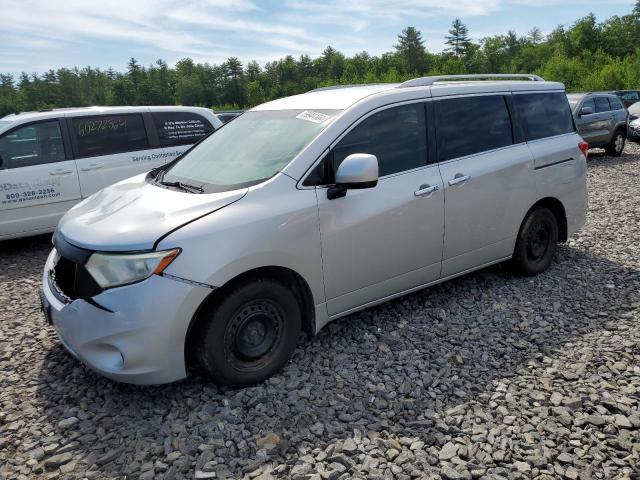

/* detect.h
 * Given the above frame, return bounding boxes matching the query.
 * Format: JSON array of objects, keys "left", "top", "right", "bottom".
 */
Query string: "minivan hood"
[{"left": 58, "top": 174, "right": 247, "bottom": 251}]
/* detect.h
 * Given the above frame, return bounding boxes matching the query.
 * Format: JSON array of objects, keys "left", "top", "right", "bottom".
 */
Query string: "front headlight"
[{"left": 85, "top": 249, "right": 181, "bottom": 289}]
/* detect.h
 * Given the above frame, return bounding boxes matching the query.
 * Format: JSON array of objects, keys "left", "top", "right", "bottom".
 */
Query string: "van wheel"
[
  {"left": 605, "top": 129, "right": 625, "bottom": 156},
  {"left": 195, "top": 278, "right": 301, "bottom": 387},
  {"left": 510, "top": 207, "right": 558, "bottom": 276}
]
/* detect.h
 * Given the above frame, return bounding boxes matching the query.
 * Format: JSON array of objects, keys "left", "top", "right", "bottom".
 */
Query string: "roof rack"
[
  {"left": 311, "top": 83, "right": 385, "bottom": 92},
  {"left": 397, "top": 74, "right": 545, "bottom": 88}
]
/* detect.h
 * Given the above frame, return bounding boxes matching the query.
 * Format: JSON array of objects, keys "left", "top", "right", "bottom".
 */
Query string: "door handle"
[
  {"left": 448, "top": 174, "right": 470, "bottom": 186},
  {"left": 80, "top": 163, "right": 102, "bottom": 171},
  {"left": 414, "top": 184, "right": 439, "bottom": 197},
  {"left": 49, "top": 169, "right": 73, "bottom": 176}
]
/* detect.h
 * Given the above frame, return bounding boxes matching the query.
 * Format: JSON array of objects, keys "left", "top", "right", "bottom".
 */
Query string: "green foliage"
[
  {"left": 395, "top": 26, "right": 428, "bottom": 73},
  {"left": 446, "top": 19, "right": 472, "bottom": 56},
  {"left": 1, "top": 5, "right": 639, "bottom": 117}
]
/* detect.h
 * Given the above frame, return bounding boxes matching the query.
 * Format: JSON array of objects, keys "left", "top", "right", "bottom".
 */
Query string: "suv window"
[
  {"left": 0, "top": 121, "right": 66, "bottom": 169},
  {"left": 620, "top": 92, "right": 639, "bottom": 101},
  {"left": 152, "top": 112, "right": 214, "bottom": 147},
  {"left": 435, "top": 95, "right": 512, "bottom": 161},
  {"left": 609, "top": 97, "right": 624, "bottom": 110},
  {"left": 513, "top": 92, "right": 575, "bottom": 141},
  {"left": 595, "top": 97, "right": 611, "bottom": 113},
  {"left": 581, "top": 98, "right": 596, "bottom": 113},
  {"left": 72, "top": 114, "right": 148, "bottom": 158},
  {"left": 333, "top": 103, "right": 427, "bottom": 177}
]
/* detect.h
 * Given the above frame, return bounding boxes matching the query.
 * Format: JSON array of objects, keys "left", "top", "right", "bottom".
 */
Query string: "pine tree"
[
  {"left": 446, "top": 19, "right": 472, "bottom": 56},
  {"left": 527, "top": 27, "right": 543, "bottom": 44},
  {"left": 394, "top": 27, "right": 427, "bottom": 73}
]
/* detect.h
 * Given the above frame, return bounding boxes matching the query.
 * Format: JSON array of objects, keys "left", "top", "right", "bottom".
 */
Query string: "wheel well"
[
  {"left": 184, "top": 266, "right": 316, "bottom": 371},
  {"left": 530, "top": 197, "right": 568, "bottom": 242}
]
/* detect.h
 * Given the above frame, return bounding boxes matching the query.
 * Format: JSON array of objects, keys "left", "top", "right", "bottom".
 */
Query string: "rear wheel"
[
  {"left": 605, "top": 129, "right": 626, "bottom": 157},
  {"left": 510, "top": 207, "right": 559, "bottom": 276},
  {"left": 195, "top": 278, "right": 301, "bottom": 387}
]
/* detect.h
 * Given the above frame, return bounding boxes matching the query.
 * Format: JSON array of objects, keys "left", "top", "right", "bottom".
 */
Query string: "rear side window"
[
  {"left": 513, "top": 92, "right": 575, "bottom": 141},
  {"left": 609, "top": 97, "right": 624, "bottom": 110},
  {"left": 72, "top": 114, "right": 148, "bottom": 157},
  {"left": 435, "top": 95, "right": 512, "bottom": 161},
  {"left": 595, "top": 97, "right": 611, "bottom": 113},
  {"left": 0, "top": 121, "right": 66, "bottom": 169},
  {"left": 333, "top": 103, "right": 427, "bottom": 177},
  {"left": 152, "top": 112, "right": 214, "bottom": 147}
]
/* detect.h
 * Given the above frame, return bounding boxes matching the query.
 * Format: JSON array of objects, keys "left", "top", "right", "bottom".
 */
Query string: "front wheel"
[
  {"left": 195, "top": 278, "right": 301, "bottom": 387},
  {"left": 605, "top": 129, "right": 626, "bottom": 157},
  {"left": 510, "top": 207, "right": 559, "bottom": 276}
]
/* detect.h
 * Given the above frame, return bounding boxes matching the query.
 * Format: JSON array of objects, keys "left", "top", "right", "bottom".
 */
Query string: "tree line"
[{"left": 1, "top": 3, "right": 640, "bottom": 117}]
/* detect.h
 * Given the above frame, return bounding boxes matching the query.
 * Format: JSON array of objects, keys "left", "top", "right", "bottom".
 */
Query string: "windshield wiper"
[{"left": 159, "top": 180, "right": 204, "bottom": 193}]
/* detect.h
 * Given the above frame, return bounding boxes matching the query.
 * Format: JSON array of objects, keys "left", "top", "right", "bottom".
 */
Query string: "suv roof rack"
[{"left": 397, "top": 74, "right": 545, "bottom": 88}]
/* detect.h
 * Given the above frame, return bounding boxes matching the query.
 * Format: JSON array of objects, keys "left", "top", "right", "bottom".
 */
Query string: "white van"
[{"left": 0, "top": 106, "right": 222, "bottom": 240}]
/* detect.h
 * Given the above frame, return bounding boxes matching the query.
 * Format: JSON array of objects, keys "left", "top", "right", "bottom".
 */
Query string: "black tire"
[
  {"left": 195, "top": 278, "right": 301, "bottom": 387},
  {"left": 605, "top": 129, "right": 626, "bottom": 157},
  {"left": 510, "top": 207, "right": 559, "bottom": 276}
]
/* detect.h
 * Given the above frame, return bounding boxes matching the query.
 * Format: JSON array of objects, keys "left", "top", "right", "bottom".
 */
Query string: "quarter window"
[
  {"left": 72, "top": 114, "right": 148, "bottom": 157},
  {"left": 0, "top": 121, "right": 66, "bottom": 169},
  {"left": 610, "top": 97, "right": 624, "bottom": 110},
  {"left": 152, "top": 112, "right": 214, "bottom": 147},
  {"left": 435, "top": 95, "right": 512, "bottom": 161},
  {"left": 513, "top": 92, "right": 575, "bottom": 141},
  {"left": 333, "top": 103, "right": 427, "bottom": 177},
  {"left": 595, "top": 97, "right": 611, "bottom": 113}
]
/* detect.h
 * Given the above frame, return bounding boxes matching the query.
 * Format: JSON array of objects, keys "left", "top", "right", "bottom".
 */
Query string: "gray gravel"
[{"left": 1, "top": 145, "right": 639, "bottom": 480}]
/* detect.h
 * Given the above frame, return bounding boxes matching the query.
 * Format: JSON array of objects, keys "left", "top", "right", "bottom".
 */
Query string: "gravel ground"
[{"left": 1, "top": 145, "right": 639, "bottom": 480}]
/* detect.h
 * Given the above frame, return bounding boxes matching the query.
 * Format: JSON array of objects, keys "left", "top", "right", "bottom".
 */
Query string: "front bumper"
[{"left": 42, "top": 249, "right": 211, "bottom": 385}]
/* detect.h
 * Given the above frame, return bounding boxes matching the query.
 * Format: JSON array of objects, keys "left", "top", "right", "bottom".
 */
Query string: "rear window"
[
  {"left": 72, "top": 114, "right": 148, "bottom": 157},
  {"left": 152, "top": 112, "right": 214, "bottom": 147},
  {"left": 513, "top": 92, "right": 575, "bottom": 141},
  {"left": 435, "top": 95, "right": 513, "bottom": 161}
]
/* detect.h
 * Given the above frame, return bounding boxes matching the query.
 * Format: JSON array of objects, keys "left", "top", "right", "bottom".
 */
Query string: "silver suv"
[
  {"left": 568, "top": 92, "right": 629, "bottom": 156},
  {"left": 42, "top": 74, "right": 588, "bottom": 387}
]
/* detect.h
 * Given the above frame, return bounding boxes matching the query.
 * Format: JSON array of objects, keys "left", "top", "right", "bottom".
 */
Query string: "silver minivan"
[{"left": 41, "top": 75, "right": 588, "bottom": 386}]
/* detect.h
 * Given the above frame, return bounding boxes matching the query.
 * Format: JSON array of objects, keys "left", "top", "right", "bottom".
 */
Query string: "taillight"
[{"left": 579, "top": 141, "right": 589, "bottom": 157}]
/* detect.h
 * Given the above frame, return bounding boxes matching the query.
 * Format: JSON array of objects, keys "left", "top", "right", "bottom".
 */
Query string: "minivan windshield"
[{"left": 159, "top": 109, "right": 340, "bottom": 192}]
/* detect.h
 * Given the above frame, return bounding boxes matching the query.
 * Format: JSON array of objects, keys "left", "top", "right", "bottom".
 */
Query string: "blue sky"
[{"left": 0, "top": 0, "right": 634, "bottom": 76}]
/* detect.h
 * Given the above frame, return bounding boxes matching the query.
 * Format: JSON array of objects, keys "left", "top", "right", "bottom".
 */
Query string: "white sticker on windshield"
[{"left": 296, "top": 111, "right": 330, "bottom": 124}]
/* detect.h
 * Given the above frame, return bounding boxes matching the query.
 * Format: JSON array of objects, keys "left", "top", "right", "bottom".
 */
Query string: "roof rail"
[
  {"left": 311, "top": 83, "right": 385, "bottom": 92},
  {"left": 397, "top": 74, "right": 545, "bottom": 88}
]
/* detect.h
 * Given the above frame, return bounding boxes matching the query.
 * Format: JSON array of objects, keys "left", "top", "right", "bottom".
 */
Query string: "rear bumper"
[{"left": 42, "top": 249, "right": 211, "bottom": 385}]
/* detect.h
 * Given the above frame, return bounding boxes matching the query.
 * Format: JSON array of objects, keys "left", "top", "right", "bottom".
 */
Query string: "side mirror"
[
  {"left": 328, "top": 153, "right": 379, "bottom": 200},
  {"left": 579, "top": 106, "right": 594, "bottom": 116}
]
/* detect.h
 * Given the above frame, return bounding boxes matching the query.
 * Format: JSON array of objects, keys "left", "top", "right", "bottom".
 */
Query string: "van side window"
[
  {"left": 152, "top": 112, "right": 215, "bottom": 147},
  {"left": 333, "top": 103, "right": 427, "bottom": 177},
  {"left": 435, "top": 95, "right": 512, "bottom": 162},
  {"left": 513, "top": 92, "right": 575, "bottom": 141},
  {"left": 72, "top": 114, "right": 148, "bottom": 157},
  {"left": 0, "top": 121, "right": 66, "bottom": 169},
  {"left": 595, "top": 97, "right": 611, "bottom": 113}
]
